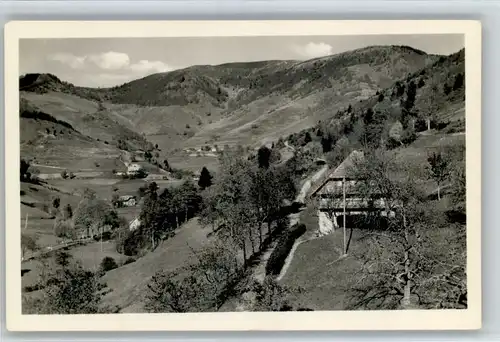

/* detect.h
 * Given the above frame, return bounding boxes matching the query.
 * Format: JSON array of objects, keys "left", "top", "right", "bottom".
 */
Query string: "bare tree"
[
  {"left": 348, "top": 150, "right": 427, "bottom": 309},
  {"left": 427, "top": 149, "right": 451, "bottom": 201},
  {"left": 346, "top": 149, "right": 466, "bottom": 309}
]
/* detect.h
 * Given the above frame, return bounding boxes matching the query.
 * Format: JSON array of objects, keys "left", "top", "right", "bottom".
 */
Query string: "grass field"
[
  {"left": 167, "top": 154, "right": 220, "bottom": 174},
  {"left": 69, "top": 240, "right": 129, "bottom": 271},
  {"left": 100, "top": 218, "right": 211, "bottom": 312}
]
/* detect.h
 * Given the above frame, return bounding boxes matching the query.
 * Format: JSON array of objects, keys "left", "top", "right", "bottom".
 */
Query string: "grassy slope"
[
  {"left": 21, "top": 91, "right": 153, "bottom": 152},
  {"left": 100, "top": 218, "right": 211, "bottom": 312}
]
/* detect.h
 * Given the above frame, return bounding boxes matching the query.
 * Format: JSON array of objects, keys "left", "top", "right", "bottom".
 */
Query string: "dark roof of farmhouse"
[
  {"left": 119, "top": 195, "right": 136, "bottom": 200},
  {"left": 310, "top": 150, "right": 365, "bottom": 198},
  {"left": 329, "top": 150, "right": 364, "bottom": 179}
]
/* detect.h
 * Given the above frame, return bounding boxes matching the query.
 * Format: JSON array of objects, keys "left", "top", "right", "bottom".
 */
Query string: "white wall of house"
[
  {"left": 318, "top": 211, "right": 336, "bottom": 236},
  {"left": 129, "top": 218, "right": 141, "bottom": 231}
]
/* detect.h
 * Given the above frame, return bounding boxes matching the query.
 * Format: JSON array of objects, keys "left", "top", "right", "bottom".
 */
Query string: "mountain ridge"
[{"left": 19, "top": 45, "right": 460, "bottom": 154}]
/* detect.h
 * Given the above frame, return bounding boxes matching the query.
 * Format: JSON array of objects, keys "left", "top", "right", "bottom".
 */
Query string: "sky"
[{"left": 19, "top": 34, "right": 464, "bottom": 88}]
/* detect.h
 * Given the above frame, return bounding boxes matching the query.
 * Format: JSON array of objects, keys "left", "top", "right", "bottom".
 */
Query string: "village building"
[
  {"left": 118, "top": 195, "right": 137, "bottom": 207},
  {"left": 309, "top": 150, "right": 391, "bottom": 236},
  {"left": 129, "top": 217, "right": 141, "bottom": 231},
  {"left": 127, "top": 163, "right": 144, "bottom": 176}
]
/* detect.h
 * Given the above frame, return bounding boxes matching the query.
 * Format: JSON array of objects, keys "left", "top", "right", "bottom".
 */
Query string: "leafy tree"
[
  {"left": 139, "top": 184, "right": 161, "bottom": 249},
  {"left": 43, "top": 265, "right": 105, "bottom": 314},
  {"left": 21, "top": 234, "right": 38, "bottom": 259},
  {"left": 163, "top": 159, "right": 171, "bottom": 171},
  {"left": 378, "top": 93, "right": 385, "bottom": 102},
  {"left": 361, "top": 108, "right": 385, "bottom": 149},
  {"left": 257, "top": 146, "right": 272, "bottom": 169},
  {"left": 74, "top": 189, "right": 116, "bottom": 238},
  {"left": 145, "top": 270, "right": 202, "bottom": 312},
  {"left": 427, "top": 150, "right": 451, "bottom": 201},
  {"left": 52, "top": 197, "right": 61, "bottom": 210},
  {"left": 63, "top": 203, "right": 73, "bottom": 219},
  {"left": 252, "top": 277, "right": 293, "bottom": 312},
  {"left": 198, "top": 167, "right": 213, "bottom": 189},
  {"left": 425, "top": 79, "right": 440, "bottom": 131},
  {"left": 401, "top": 81, "right": 417, "bottom": 129},
  {"left": 178, "top": 180, "right": 202, "bottom": 222},
  {"left": 55, "top": 251, "right": 71, "bottom": 268},
  {"left": 60, "top": 169, "right": 69, "bottom": 179},
  {"left": 200, "top": 151, "right": 256, "bottom": 265},
  {"left": 100, "top": 256, "right": 118, "bottom": 272},
  {"left": 137, "top": 184, "right": 149, "bottom": 198},
  {"left": 20, "top": 159, "right": 30, "bottom": 181},
  {"left": 303, "top": 132, "right": 312, "bottom": 145},
  {"left": 453, "top": 73, "right": 464, "bottom": 90},
  {"left": 394, "top": 81, "right": 405, "bottom": 98},
  {"left": 111, "top": 193, "right": 120, "bottom": 208},
  {"left": 145, "top": 241, "right": 239, "bottom": 313},
  {"left": 443, "top": 83, "right": 452, "bottom": 95}
]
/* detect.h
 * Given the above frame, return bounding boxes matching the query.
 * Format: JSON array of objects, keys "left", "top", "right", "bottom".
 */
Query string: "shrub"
[
  {"left": 100, "top": 257, "right": 118, "bottom": 272},
  {"left": 401, "top": 126, "right": 417, "bottom": 145},
  {"left": 119, "top": 228, "right": 148, "bottom": 256},
  {"left": 265, "top": 224, "right": 306, "bottom": 276},
  {"left": 52, "top": 196, "right": 61, "bottom": 209},
  {"left": 123, "top": 257, "right": 136, "bottom": 265},
  {"left": 54, "top": 218, "right": 75, "bottom": 239},
  {"left": 60, "top": 170, "right": 69, "bottom": 179},
  {"left": 453, "top": 73, "right": 464, "bottom": 90},
  {"left": 20, "top": 159, "right": 31, "bottom": 181},
  {"left": 443, "top": 83, "right": 452, "bottom": 95}
]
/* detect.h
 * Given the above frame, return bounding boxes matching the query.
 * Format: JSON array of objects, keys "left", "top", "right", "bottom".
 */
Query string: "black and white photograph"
[{"left": 5, "top": 20, "right": 481, "bottom": 331}]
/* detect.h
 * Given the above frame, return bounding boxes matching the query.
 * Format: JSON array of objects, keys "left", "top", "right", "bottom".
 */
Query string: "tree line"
[
  {"left": 199, "top": 146, "right": 297, "bottom": 267},
  {"left": 142, "top": 145, "right": 303, "bottom": 313}
]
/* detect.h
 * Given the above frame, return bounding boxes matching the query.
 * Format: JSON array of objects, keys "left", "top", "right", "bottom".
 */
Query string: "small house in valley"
[
  {"left": 118, "top": 195, "right": 137, "bottom": 207},
  {"left": 127, "top": 163, "right": 146, "bottom": 177}
]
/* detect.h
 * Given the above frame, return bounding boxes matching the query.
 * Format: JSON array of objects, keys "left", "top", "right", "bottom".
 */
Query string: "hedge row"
[{"left": 265, "top": 223, "right": 307, "bottom": 276}]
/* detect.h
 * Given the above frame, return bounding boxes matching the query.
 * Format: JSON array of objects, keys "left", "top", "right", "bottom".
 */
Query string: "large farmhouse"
[{"left": 309, "top": 150, "right": 392, "bottom": 236}]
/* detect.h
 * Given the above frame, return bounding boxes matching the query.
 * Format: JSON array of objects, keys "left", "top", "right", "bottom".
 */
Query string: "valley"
[{"left": 19, "top": 45, "right": 467, "bottom": 314}]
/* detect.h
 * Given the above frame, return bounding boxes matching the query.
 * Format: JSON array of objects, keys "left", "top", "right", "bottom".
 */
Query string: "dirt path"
[
  {"left": 222, "top": 164, "right": 329, "bottom": 311},
  {"left": 274, "top": 165, "right": 328, "bottom": 282},
  {"left": 31, "top": 163, "right": 65, "bottom": 170},
  {"left": 250, "top": 165, "right": 328, "bottom": 284}
]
